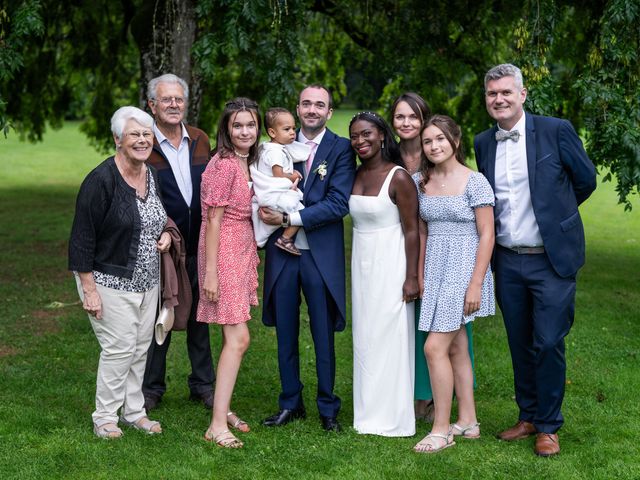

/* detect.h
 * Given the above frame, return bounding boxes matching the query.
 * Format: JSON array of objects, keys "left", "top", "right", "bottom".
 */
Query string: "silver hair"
[
  {"left": 110, "top": 106, "right": 154, "bottom": 139},
  {"left": 147, "top": 73, "right": 189, "bottom": 101},
  {"left": 484, "top": 63, "right": 524, "bottom": 90}
]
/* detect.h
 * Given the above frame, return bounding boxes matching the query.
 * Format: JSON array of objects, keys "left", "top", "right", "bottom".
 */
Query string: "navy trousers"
[
  {"left": 143, "top": 254, "right": 215, "bottom": 398},
  {"left": 271, "top": 250, "right": 341, "bottom": 418},
  {"left": 494, "top": 246, "right": 576, "bottom": 433}
]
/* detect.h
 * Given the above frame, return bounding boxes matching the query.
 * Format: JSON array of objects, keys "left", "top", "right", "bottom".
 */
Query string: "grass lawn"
[{"left": 0, "top": 113, "right": 639, "bottom": 479}]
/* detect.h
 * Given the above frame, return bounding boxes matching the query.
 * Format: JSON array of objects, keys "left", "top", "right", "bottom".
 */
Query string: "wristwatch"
[{"left": 281, "top": 212, "right": 289, "bottom": 227}]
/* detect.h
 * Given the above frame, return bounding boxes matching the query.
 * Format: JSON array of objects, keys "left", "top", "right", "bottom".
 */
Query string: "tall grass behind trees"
[{"left": 0, "top": 114, "right": 639, "bottom": 479}]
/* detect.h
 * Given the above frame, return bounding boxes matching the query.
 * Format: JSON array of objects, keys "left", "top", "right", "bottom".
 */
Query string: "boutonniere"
[{"left": 313, "top": 161, "right": 328, "bottom": 180}]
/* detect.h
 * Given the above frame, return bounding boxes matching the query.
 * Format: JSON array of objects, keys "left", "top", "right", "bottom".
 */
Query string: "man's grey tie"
[{"left": 495, "top": 130, "right": 520, "bottom": 142}]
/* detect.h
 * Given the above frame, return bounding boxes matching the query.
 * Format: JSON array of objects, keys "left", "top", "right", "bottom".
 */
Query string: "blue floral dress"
[{"left": 414, "top": 171, "right": 495, "bottom": 332}]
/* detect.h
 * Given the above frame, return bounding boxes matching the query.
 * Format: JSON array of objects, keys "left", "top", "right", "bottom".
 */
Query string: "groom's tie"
[{"left": 305, "top": 140, "right": 317, "bottom": 176}]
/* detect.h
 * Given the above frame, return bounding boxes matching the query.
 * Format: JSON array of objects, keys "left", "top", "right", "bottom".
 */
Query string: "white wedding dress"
[{"left": 349, "top": 166, "right": 415, "bottom": 437}]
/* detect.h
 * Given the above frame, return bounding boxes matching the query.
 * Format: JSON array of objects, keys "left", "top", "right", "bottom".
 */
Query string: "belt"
[{"left": 499, "top": 245, "right": 545, "bottom": 255}]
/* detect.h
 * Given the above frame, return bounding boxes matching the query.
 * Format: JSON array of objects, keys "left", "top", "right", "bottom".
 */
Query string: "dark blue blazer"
[
  {"left": 262, "top": 128, "right": 356, "bottom": 331},
  {"left": 474, "top": 113, "right": 597, "bottom": 278}
]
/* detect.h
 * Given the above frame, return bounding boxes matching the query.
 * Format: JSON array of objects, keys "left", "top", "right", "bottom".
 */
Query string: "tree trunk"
[{"left": 131, "top": 0, "right": 202, "bottom": 125}]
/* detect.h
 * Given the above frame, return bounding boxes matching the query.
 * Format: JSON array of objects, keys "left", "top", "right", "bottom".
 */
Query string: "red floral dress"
[{"left": 197, "top": 153, "right": 259, "bottom": 324}]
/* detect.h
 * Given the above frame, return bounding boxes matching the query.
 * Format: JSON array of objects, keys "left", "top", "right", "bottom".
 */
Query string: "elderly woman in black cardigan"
[{"left": 69, "top": 106, "right": 171, "bottom": 439}]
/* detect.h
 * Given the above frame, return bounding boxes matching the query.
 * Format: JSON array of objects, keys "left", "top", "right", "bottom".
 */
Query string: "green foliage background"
[{"left": 1, "top": 0, "right": 639, "bottom": 207}]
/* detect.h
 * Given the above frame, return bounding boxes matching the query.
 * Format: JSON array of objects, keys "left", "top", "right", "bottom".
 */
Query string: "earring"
[{"left": 381, "top": 140, "right": 385, "bottom": 149}]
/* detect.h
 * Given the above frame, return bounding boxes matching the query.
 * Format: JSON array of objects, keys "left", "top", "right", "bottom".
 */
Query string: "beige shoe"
[
  {"left": 121, "top": 416, "right": 162, "bottom": 434},
  {"left": 451, "top": 422, "right": 480, "bottom": 439},
  {"left": 227, "top": 411, "right": 250, "bottom": 433},
  {"left": 413, "top": 430, "right": 455, "bottom": 454},
  {"left": 205, "top": 429, "right": 243, "bottom": 448},
  {"left": 93, "top": 422, "right": 123, "bottom": 439}
]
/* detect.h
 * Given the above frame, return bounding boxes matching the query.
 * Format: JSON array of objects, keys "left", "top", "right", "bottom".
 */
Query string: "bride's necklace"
[{"left": 234, "top": 149, "right": 250, "bottom": 159}]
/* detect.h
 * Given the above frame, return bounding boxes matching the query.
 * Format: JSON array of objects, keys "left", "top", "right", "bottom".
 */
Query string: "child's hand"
[{"left": 290, "top": 178, "right": 300, "bottom": 190}]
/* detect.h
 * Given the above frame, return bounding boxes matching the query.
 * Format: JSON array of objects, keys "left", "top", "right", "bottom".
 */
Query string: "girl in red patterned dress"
[{"left": 197, "top": 98, "right": 261, "bottom": 448}]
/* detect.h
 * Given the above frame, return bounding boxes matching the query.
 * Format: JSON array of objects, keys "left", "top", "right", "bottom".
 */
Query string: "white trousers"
[{"left": 76, "top": 278, "right": 158, "bottom": 426}]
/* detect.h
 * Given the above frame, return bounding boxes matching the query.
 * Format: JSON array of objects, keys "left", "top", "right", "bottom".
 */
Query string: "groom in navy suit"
[
  {"left": 474, "top": 64, "right": 596, "bottom": 456},
  {"left": 259, "top": 85, "right": 356, "bottom": 431}
]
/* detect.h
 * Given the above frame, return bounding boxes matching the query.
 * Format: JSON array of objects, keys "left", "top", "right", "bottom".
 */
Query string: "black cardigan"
[{"left": 68, "top": 157, "right": 161, "bottom": 279}]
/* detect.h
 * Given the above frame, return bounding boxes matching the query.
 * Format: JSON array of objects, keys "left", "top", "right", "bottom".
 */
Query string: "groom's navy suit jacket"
[
  {"left": 474, "top": 112, "right": 596, "bottom": 278},
  {"left": 262, "top": 128, "right": 356, "bottom": 331}
]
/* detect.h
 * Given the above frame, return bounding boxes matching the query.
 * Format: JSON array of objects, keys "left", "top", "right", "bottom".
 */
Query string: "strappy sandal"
[
  {"left": 121, "top": 416, "right": 162, "bottom": 434},
  {"left": 451, "top": 422, "right": 481, "bottom": 439},
  {"left": 275, "top": 236, "right": 301, "bottom": 256},
  {"left": 227, "top": 411, "right": 250, "bottom": 433},
  {"left": 413, "top": 431, "right": 455, "bottom": 454},
  {"left": 204, "top": 429, "right": 244, "bottom": 448},
  {"left": 93, "top": 422, "right": 123, "bottom": 439}
]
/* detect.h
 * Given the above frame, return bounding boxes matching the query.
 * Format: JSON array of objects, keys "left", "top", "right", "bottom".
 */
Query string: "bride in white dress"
[{"left": 348, "top": 112, "right": 420, "bottom": 436}]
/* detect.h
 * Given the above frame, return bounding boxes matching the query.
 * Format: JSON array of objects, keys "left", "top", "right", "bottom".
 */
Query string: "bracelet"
[{"left": 281, "top": 212, "right": 289, "bottom": 227}]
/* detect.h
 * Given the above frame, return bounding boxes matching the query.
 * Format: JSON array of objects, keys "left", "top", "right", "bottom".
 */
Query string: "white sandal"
[
  {"left": 451, "top": 422, "right": 481, "bottom": 439},
  {"left": 93, "top": 422, "right": 123, "bottom": 439},
  {"left": 413, "top": 431, "right": 455, "bottom": 453},
  {"left": 204, "top": 428, "right": 244, "bottom": 448},
  {"left": 227, "top": 411, "right": 250, "bottom": 432},
  {"left": 121, "top": 416, "right": 162, "bottom": 434}
]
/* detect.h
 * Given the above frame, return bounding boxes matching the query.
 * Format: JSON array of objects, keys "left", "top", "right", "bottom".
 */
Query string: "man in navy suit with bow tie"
[
  {"left": 474, "top": 64, "right": 596, "bottom": 456},
  {"left": 259, "top": 84, "right": 356, "bottom": 432}
]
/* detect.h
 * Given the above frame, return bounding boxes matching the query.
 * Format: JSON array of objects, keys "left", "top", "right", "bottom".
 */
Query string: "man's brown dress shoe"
[
  {"left": 535, "top": 433, "right": 560, "bottom": 457},
  {"left": 497, "top": 420, "right": 536, "bottom": 441}
]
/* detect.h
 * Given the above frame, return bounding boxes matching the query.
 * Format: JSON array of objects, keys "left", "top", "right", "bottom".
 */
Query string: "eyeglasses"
[
  {"left": 155, "top": 96, "right": 185, "bottom": 106},
  {"left": 124, "top": 131, "right": 153, "bottom": 140}
]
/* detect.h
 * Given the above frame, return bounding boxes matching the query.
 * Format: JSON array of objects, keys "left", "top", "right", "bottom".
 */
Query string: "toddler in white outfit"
[{"left": 250, "top": 107, "right": 310, "bottom": 254}]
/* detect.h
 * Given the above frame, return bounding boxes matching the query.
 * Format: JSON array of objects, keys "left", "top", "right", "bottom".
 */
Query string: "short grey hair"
[
  {"left": 111, "top": 106, "right": 154, "bottom": 139},
  {"left": 484, "top": 63, "right": 524, "bottom": 90},
  {"left": 147, "top": 73, "right": 189, "bottom": 101}
]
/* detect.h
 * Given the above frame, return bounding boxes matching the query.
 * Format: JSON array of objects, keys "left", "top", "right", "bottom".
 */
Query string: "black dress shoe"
[
  {"left": 144, "top": 394, "right": 161, "bottom": 411},
  {"left": 320, "top": 416, "right": 342, "bottom": 432},
  {"left": 189, "top": 391, "right": 214, "bottom": 409},
  {"left": 262, "top": 407, "right": 306, "bottom": 427}
]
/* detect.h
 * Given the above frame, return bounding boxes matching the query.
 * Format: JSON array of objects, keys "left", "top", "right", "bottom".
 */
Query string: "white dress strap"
[{"left": 380, "top": 165, "right": 404, "bottom": 198}]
